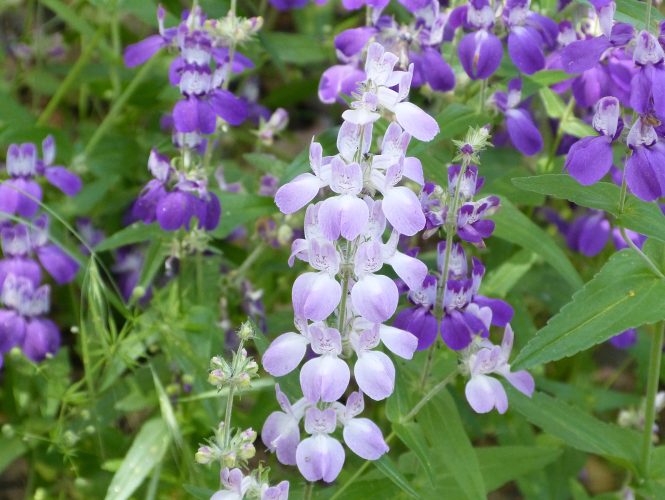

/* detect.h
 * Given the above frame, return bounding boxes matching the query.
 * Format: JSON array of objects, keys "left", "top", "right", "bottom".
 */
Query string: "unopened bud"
[
  {"left": 195, "top": 445, "right": 215, "bottom": 465},
  {"left": 222, "top": 451, "right": 237, "bottom": 468},
  {"left": 208, "top": 369, "right": 227, "bottom": 386},
  {"left": 238, "top": 443, "right": 255, "bottom": 460},
  {"left": 238, "top": 322, "right": 254, "bottom": 341}
]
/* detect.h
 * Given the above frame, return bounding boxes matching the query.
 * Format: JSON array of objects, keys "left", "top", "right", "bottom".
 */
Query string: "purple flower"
[
  {"left": 610, "top": 328, "right": 638, "bottom": 349},
  {"left": 566, "top": 210, "right": 611, "bottom": 257},
  {"left": 493, "top": 79, "right": 544, "bottom": 156},
  {"left": 630, "top": 31, "right": 665, "bottom": 119},
  {"left": 504, "top": 0, "right": 546, "bottom": 75},
  {"left": 565, "top": 96, "right": 621, "bottom": 186},
  {"left": 132, "top": 150, "right": 221, "bottom": 231},
  {"left": 0, "top": 274, "right": 60, "bottom": 362},
  {"left": 464, "top": 324, "right": 535, "bottom": 414},
  {"left": 1, "top": 137, "right": 81, "bottom": 217},
  {"left": 262, "top": 384, "right": 307, "bottom": 465},
  {"left": 296, "top": 407, "right": 345, "bottom": 483},
  {"left": 624, "top": 116, "right": 665, "bottom": 201}
]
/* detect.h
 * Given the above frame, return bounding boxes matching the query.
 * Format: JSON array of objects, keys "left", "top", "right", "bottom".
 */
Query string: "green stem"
[
  {"left": 36, "top": 29, "right": 103, "bottom": 126},
  {"left": 420, "top": 161, "right": 469, "bottom": 385},
  {"left": 223, "top": 385, "right": 236, "bottom": 447},
  {"left": 333, "top": 368, "right": 458, "bottom": 498},
  {"left": 232, "top": 242, "right": 267, "bottom": 285},
  {"left": 640, "top": 322, "right": 664, "bottom": 478},
  {"left": 303, "top": 481, "right": 314, "bottom": 500},
  {"left": 84, "top": 55, "right": 160, "bottom": 156},
  {"left": 543, "top": 97, "right": 575, "bottom": 173},
  {"left": 646, "top": 0, "right": 654, "bottom": 29},
  {"left": 403, "top": 368, "right": 459, "bottom": 423},
  {"left": 196, "top": 251, "right": 204, "bottom": 303},
  {"left": 477, "top": 80, "right": 486, "bottom": 114}
]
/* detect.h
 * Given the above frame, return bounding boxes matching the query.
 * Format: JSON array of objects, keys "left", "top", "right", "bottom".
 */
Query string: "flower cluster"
[
  {"left": 196, "top": 322, "right": 289, "bottom": 498},
  {"left": 566, "top": 95, "right": 665, "bottom": 202},
  {"left": 124, "top": 5, "right": 263, "bottom": 233},
  {"left": 402, "top": 127, "right": 534, "bottom": 413},
  {"left": 261, "top": 42, "right": 437, "bottom": 482},
  {"left": 321, "top": 0, "right": 455, "bottom": 104},
  {"left": 0, "top": 137, "right": 81, "bottom": 368}
]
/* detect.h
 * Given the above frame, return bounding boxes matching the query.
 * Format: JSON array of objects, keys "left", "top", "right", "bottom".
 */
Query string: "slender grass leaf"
[
  {"left": 104, "top": 418, "right": 171, "bottom": 500},
  {"left": 513, "top": 249, "right": 665, "bottom": 369},
  {"left": 422, "top": 390, "right": 486, "bottom": 500},
  {"left": 491, "top": 196, "right": 584, "bottom": 290},
  {"left": 95, "top": 223, "right": 163, "bottom": 252},
  {"left": 374, "top": 455, "right": 419, "bottom": 498},
  {"left": 511, "top": 174, "right": 665, "bottom": 243},
  {"left": 507, "top": 389, "right": 641, "bottom": 468},
  {"left": 151, "top": 368, "right": 183, "bottom": 448}
]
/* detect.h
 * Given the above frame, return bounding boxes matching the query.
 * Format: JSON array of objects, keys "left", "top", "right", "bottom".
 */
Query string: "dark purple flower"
[
  {"left": 565, "top": 96, "right": 620, "bottom": 185},
  {"left": 493, "top": 79, "right": 544, "bottom": 156},
  {"left": 609, "top": 328, "right": 637, "bottom": 349},
  {"left": 624, "top": 117, "right": 665, "bottom": 201}
]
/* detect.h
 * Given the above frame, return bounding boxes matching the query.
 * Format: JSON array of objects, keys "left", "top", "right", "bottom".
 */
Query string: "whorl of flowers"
[
  {"left": 0, "top": 137, "right": 82, "bottom": 368},
  {"left": 260, "top": 42, "right": 438, "bottom": 482}
]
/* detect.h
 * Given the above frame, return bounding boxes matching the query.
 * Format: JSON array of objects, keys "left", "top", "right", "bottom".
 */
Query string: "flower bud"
[
  {"left": 222, "top": 451, "right": 237, "bottom": 468},
  {"left": 240, "top": 428, "right": 257, "bottom": 443},
  {"left": 238, "top": 443, "right": 255, "bottom": 460},
  {"left": 237, "top": 322, "right": 254, "bottom": 341},
  {"left": 208, "top": 369, "right": 227, "bottom": 386},
  {"left": 195, "top": 445, "right": 215, "bottom": 464}
]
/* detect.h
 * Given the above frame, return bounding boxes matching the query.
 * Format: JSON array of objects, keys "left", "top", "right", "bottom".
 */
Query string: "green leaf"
[
  {"left": 513, "top": 249, "right": 665, "bottom": 369},
  {"left": 95, "top": 223, "right": 164, "bottom": 252},
  {"left": 481, "top": 249, "right": 538, "bottom": 298},
  {"left": 211, "top": 192, "right": 277, "bottom": 239},
  {"left": 507, "top": 389, "right": 641, "bottom": 468},
  {"left": 476, "top": 446, "right": 563, "bottom": 492},
  {"left": 512, "top": 174, "right": 665, "bottom": 244},
  {"left": 523, "top": 70, "right": 571, "bottom": 96},
  {"left": 104, "top": 418, "right": 171, "bottom": 500},
  {"left": 539, "top": 88, "right": 566, "bottom": 118},
  {"left": 422, "top": 390, "right": 486, "bottom": 500},
  {"left": 491, "top": 196, "right": 584, "bottom": 290},
  {"left": 0, "top": 437, "right": 27, "bottom": 474},
  {"left": 151, "top": 368, "right": 183, "bottom": 448},
  {"left": 393, "top": 423, "right": 436, "bottom": 485},
  {"left": 260, "top": 32, "right": 331, "bottom": 65},
  {"left": 374, "top": 455, "right": 419, "bottom": 498}
]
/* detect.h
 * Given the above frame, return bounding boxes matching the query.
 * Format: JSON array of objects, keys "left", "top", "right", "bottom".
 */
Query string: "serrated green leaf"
[
  {"left": 512, "top": 174, "right": 665, "bottom": 244},
  {"left": 507, "top": 389, "right": 641, "bottom": 468},
  {"left": 374, "top": 455, "right": 419, "bottom": 498},
  {"left": 491, "top": 196, "right": 584, "bottom": 290},
  {"left": 104, "top": 418, "right": 171, "bottom": 500},
  {"left": 422, "top": 390, "right": 486, "bottom": 500},
  {"left": 514, "top": 249, "right": 665, "bottom": 369}
]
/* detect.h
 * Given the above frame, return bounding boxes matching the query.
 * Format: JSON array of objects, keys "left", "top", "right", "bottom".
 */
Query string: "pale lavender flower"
[{"left": 463, "top": 324, "right": 535, "bottom": 414}]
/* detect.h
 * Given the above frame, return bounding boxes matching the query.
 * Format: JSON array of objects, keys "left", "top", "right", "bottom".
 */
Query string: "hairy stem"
[{"left": 640, "top": 322, "right": 664, "bottom": 478}]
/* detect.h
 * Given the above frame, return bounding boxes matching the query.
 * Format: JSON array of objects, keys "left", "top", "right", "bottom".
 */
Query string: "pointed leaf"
[
  {"left": 514, "top": 249, "right": 665, "bottom": 369},
  {"left": 374, "top": 455, "right": 419, "bottom": 499},
  {"left": 491, "top": 196, "right": 584, "bottom": 290}
]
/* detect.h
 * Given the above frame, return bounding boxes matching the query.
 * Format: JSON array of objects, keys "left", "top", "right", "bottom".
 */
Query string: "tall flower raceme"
[
  {"left": 261, "top": 42, "right": 438, "bottom": 482},
  {"left": 124, "top": 5, "right": 263, "bottom": 233},
  {"left": 0, "top": 137, "right": 81, "bottom": 369},
  {"left": 401, "top": 127, "right": 535, "bottom": 413},
  {"left": 320, "top": 0, "right": 455, "bottom": 104},
  {"left": 195, "top": 323, "right": 289, "bottom": 500}
]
